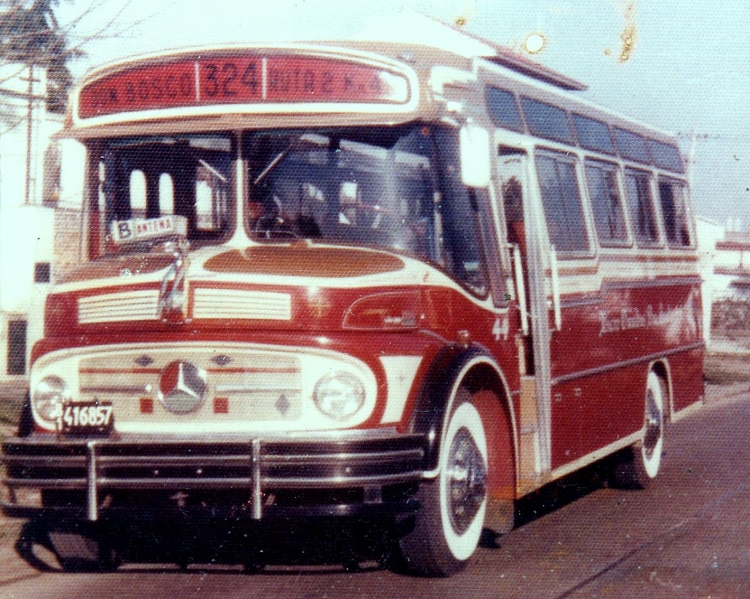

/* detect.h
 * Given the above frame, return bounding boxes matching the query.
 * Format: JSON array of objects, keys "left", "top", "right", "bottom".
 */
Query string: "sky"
[{"left": 55, "top": 0, "right": 750, "bottom": 226}]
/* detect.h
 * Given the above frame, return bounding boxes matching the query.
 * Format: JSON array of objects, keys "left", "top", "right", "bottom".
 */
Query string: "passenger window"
[
  {"left": 585, "top": 162, "right": 628, "bottom": 245},
  {"left": 614, "top": 128, "right": 651, "bottom": 165},
  {"left": 648, "top": 140, "right": 684, "bottom": 173},
  {"left": 658, "top": 179, "right": 692, "bottom": 247},
  {"left": 535, "top": 153, "right": 590, "bottom": 254},
  {"left": 486, "top": 87, "right": 524, "bottom": 132},
  {"left": 521, "top": 98, "right": 574, "bottom": 144},
  {"left": 159, "top": 173, "right": 174, "bottom": 215},
  {"left": 195, "top": 162, "right": 229, "bottom": 231},
  {"left": 573, "top": 114, "right": 615, "bottom": 155},
  {"left": 129, "top": 170, "right": 147, "bottom": 219},
  {"left": 624, "top": 170, "right": 659, "bottom": 245}
]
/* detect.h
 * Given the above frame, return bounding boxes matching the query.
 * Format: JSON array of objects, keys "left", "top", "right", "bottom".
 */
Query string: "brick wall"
[{"left": 53, "top": 207, "right": 82, "bottom": 281}]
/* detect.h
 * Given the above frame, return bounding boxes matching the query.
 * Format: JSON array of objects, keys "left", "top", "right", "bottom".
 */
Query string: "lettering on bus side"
[{"left": 597, "top": 303, "right": 686, "bottom": 336}]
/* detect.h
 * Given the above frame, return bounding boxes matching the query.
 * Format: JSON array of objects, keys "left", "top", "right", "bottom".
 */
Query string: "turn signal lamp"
[{"left": 342, "top": 291, "right": 422, "bottom": 330}]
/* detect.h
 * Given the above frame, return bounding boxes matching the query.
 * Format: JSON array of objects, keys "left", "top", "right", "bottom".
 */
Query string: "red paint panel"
[{"left": 213, "top": 397, "right": 229, "bottom": 414}]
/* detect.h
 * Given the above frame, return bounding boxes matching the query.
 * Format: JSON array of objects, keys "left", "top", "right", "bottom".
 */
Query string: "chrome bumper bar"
[{"left": 2, "top": 433, "right": 426, "bottom": 521}]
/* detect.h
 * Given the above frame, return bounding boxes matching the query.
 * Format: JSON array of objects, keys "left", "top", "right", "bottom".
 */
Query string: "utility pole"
[{"left": 21, "top": 65, "right": 40, "bottom": 205}]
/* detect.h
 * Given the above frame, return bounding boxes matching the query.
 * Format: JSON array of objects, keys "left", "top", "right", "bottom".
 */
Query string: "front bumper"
[{"left": 2, "top": 431, "right": 426, "bottom": 521}]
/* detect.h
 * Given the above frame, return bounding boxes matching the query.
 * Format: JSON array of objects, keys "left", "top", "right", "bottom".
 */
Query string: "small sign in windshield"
[{"left": 110, "top": 215, "right": 188, "bottom": 246}]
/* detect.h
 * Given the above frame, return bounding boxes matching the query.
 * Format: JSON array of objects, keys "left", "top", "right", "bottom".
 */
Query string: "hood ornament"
[
  {"left": 108, "top": 215, "right": 191, "bottom": 325},
  {"left": 158, "top": 237, "right": 190, "bottom": 325}
]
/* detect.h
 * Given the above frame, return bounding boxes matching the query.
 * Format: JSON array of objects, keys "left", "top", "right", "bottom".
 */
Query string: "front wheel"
[
  {"left": 48, "top": 528, "right": 121, "bottom": 572},
  {"left": 613, "top": 371, "right": 665, "bottom": 489},
  {"left": 398, "top": 391, "right": 488, "bottom": 576}
]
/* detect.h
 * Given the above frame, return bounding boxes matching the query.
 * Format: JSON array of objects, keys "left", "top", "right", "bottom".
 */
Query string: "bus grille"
[
  {"left": 192, "top": 288, "right": 292, "bottom": 321},
  {"left": 77, "top": 288, "right": 292, "bottom": 324},
  {"left": 78, "top": 290, "right": 159, "bottom": 324}
]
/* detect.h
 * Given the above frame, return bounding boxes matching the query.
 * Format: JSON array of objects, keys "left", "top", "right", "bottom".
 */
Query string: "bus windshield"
[
  {"left": 245, "top": 125, "right": 487, "bottom": 293},
  {"left": 88, "top": 126, "right": 487, "bottom": 295},
  {"left": 90, "top": 133, "right": 234, "bottom": 256}
]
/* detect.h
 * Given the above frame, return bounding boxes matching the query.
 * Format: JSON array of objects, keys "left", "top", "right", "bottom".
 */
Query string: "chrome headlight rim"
[
  {"left": 32, "top": 375, "right": 71, "bottom": 423},
  {"left": 313, "top": 371, "right": 366, "bottom": 421}
]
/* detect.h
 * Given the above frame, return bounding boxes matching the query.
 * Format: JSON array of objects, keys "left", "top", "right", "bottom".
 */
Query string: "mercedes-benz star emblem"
[{"left": 158, "top": 360, "right": 208, "bottom": 414}]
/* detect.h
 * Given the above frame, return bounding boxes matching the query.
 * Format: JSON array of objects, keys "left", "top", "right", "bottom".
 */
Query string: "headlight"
[
  {"left": 313, "top": 372, "right": 365, "bottom": 421},
  {"left": 33, "top": 375, "right": 70, "bottom": 423}
]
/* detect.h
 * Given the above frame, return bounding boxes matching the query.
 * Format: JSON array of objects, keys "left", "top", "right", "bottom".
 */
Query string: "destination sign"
[{"left": 78, "top": 54, "right": 410, "bottom": 119}]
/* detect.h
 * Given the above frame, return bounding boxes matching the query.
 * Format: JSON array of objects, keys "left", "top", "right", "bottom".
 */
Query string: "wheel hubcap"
[
  {"left": 447, "top": 427, "right": 487, "bottom": 535},
  {"left": 643, "top": 389, "right": 662, "bottom": 461}
]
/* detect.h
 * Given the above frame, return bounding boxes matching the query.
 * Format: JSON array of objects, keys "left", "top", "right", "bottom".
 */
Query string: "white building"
[{"left": 0, "top": 63, "right": 84, "bottom": 382}]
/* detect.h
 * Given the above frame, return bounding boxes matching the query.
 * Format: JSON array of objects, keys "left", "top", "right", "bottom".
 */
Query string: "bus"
[{"left": 1, "top": 37, "right": 704, "bottom": 576}]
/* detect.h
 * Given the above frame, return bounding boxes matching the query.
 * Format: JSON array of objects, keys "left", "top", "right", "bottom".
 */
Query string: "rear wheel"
[
  {"left": 399, "top": 390, "right": 488, "bottom": 576},
  {"left": 613, "top": 371, "right": 665, "bottom": 489}
]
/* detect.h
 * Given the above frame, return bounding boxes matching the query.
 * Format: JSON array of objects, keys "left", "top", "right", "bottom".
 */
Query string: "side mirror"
[{"left": 459, "top": 124, "right": 491, "bottom": 188}]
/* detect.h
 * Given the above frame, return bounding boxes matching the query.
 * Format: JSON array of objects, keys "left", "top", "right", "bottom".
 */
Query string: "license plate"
[{"left": 56, "top": 402, "right": 114, "bottom": 435}]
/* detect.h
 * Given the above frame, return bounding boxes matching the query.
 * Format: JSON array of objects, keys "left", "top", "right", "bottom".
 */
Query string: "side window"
[
  {"left": 584, "top": 161, "right": 628, "bottom": 245},
  {"left": 522, "top": 98, "right": 574, "bottom": 144},
  {"left": 535, "top": 153, "right": 590, "bottom": 254},
  {"left": 486, "top": 87, "right": 524, "bottom": 132},
  {"left": 572, "top": 114, "right": 615, "bottom": 155},
  {"left": 195, "top": 162, "right": 229, "bottom": 231},
  {"left": 658, "top": 178, "right": 692, "bottom": 247},
  {"left": 614, "top": 128, "right": 651, "bottom": 165},
  {"left": 624, "top": 170, "right": 659, "bottom": 245},
  {"left": 159, "top": 173, "right": 175, "bottom": 215},
  {"left": 129, "top": 170, "right": 147, "bottom": 219}
]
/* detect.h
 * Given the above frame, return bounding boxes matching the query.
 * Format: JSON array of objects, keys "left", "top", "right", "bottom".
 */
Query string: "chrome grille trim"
[
  {"left": 193, "top": 288, "right": 292, "bottom": 321},
  {"left": 78, "top": 290, "right": 159, "bottom": 324},
  {"left": 214, "top": 385, "right": 300, "bottom": 394},
  {"left": 80, "top": 385, "right": 150, "bottom": 394},
  {"left": 78, "top": 351, "right": 303, "bottom": 424}
]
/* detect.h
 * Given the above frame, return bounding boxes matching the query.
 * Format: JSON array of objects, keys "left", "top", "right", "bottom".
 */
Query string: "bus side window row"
[{"left": 531, "top": 151, "right": 692, "bottom": 256}]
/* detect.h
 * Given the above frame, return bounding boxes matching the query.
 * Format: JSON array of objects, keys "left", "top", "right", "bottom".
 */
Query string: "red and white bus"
[{"left": 2, "top": 38, "right": 703, "bottom": 575}]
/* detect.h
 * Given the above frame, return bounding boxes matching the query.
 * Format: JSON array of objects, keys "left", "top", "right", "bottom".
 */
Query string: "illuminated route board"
[{"left": 78, "top": 53, "right": 411, "bottom": 118}]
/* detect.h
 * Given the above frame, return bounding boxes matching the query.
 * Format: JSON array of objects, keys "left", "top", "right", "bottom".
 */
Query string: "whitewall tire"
[{"left": 398, "top": 389, "right": 488, "bottom": 576}]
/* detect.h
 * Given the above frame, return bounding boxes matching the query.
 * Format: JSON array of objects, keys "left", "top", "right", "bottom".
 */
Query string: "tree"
[
  {"left": 0, "top": 0, "right": 82, "bottom": 113},
  {"left": 1, "top": 1, "right": 142, "bottom": 114}
]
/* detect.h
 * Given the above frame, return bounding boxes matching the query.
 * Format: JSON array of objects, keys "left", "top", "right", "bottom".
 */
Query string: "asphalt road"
[{"left": 0, "top": 383, "right": 749, "bottom": 599}]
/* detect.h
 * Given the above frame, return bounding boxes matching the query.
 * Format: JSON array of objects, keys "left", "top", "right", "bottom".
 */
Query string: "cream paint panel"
[
  {"left": 54, "top": 249, "right": 501, "bottom": 315},
  {"left": 379, "top": 356, "right": 423, "bottom": 424},
  {"left": 30, "top": 342, "right": 377, "bottom": 433},
  {"left": 555, "top": 257, "right": 700, "bottom": 296}
]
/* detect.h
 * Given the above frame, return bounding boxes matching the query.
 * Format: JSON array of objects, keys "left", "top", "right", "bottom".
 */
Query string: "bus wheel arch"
[
  {"left": 459, "top": 364, "right": 517, "bottom": 535},
  {"left": 400, "top": 352, "right": 517, "bottom": 575},
  {"left": 612, "top": 365, "right": 668, "bottom": 489}
]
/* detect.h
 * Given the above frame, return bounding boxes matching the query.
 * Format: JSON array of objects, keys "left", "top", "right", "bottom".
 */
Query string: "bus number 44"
[{"left": 493, "top": 317, "right": 509, "bottom": 341}]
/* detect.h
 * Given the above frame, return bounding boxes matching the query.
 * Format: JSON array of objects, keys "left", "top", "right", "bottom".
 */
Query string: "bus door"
[
  {"left": 495, "top": 146, "right": 554, "bottom": 489},
  {"left": 532, "top": 150, "right": 599, "bottom": 471}
]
